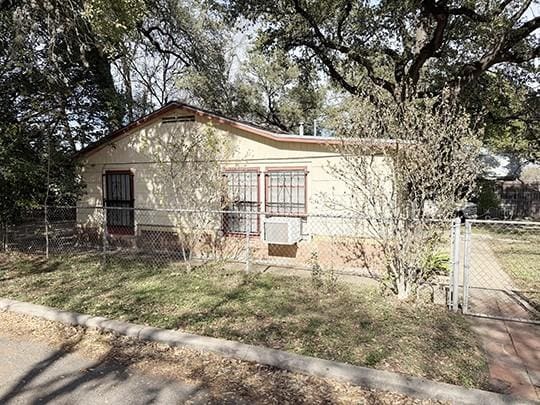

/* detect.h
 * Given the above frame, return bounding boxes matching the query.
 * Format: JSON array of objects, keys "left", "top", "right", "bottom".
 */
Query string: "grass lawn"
[
  {"left": 491, "top": 242, "right": 540, "bottom": 312},
  {"left": 0, "top": 253, "right": 489, "bottom": 389}
]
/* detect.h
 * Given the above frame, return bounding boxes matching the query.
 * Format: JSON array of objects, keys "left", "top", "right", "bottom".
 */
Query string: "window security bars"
[
  {"left": 265, "top": 170, "right": 307, "bottom": 215},
  {"left": 223, "top": 170, "right": 260, "bottom": 234},
  {"left": 103, "top": 171, "right": 135, "bottom": 234}
]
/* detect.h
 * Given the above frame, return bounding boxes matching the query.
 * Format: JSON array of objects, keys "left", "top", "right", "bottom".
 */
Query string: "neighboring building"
[
  {"left": 74, "top": 102, "right": 393, "bottom": 265},
  {"left": 493, "top": 180, "right": 540, "bottom": 219},
  {"left": 479, "top": 152, "right": 540, "bottom": 219}
]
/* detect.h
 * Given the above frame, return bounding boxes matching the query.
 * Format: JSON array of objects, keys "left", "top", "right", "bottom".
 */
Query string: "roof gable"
[{"left": 75, "top": 102, "right": 339, "bottom": 159}]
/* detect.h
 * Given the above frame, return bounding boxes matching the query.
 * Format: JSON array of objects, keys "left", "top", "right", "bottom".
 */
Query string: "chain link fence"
[
  {"left": 461, "top": 219, "right": 540, "bottom": 323},
  {"left": 0, "top": 206, "right": 380, "bottom": 274},
  {"left": 3, "top": 207, "right": 538, "bottom": 322},
  {"left": 0, "top": 206, "right": 455, "bottom": 301}
]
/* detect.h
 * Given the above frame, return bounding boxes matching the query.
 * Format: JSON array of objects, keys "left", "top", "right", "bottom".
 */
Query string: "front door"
[{"left": 104, "top": 171, "right": 134, "bottom": 234}]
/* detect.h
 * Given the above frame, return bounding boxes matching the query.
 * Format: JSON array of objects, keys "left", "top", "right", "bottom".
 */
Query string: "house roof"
[{"left": 74, "top": 101, "right": 343, "bottom": 159}]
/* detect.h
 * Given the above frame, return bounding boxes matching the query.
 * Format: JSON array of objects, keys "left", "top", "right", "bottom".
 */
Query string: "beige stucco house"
[{"left": 75, "top": 102, "right": 392, "bottom": 265}]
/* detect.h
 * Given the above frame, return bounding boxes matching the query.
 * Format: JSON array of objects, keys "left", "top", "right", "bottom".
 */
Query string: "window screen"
[
  {"left": 265, "top": 170, "right": 307, "bottom": 215},
  {"left": 223, "top": 170, "right": 259, "bottom": 234}
]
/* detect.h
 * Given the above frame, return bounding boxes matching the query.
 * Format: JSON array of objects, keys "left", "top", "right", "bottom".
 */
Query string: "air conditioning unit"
[{"left": 263, "top": 216, "right": 302, "bottom": 245}]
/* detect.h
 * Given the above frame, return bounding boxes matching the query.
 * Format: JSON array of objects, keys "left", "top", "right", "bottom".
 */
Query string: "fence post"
[
  {"left": 102, "top": 206, "right": 108, "bottom": 268},
  {"left": 44, "top": 205, "right": 49, "bottom": 259},
  {"left": 1, "top": 222, "right": 6, "bottom": 252},
  {"left": 450, "top": 217, "right": 461, "bottom": 312},
  {"left": 462, "top": 220, "right": 472, "bottom": 314},
  {"left": 447, "top": 221, "right": 454, "bottom": 309},
  {"left": 245, "top": 212, "right": 251, "bottom": 272},
  {"left": 1, "top": 222, "right": 5, "bottom": 252}
]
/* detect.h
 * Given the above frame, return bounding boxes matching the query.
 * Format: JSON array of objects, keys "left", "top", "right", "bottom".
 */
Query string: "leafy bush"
[{"left": 422, "top": 251, "right": 450, "bottom": 278}]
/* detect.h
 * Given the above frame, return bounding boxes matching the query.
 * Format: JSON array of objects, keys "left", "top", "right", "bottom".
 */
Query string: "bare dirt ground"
[{"left": 0, "top": 310, "right": 445, "bottom": 405}]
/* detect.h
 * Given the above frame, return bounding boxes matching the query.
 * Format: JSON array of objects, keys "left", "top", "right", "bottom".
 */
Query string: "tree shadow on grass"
[
  {"left": 0, "top": 256, "right": 61, "bottom": 281},
  {"left": 0, "top": 254, "right": 491, "bottom": 391},
  {"left": 403, "top": 309, "right": 491, "bottom": 390},
  {"left": 166, "top": 276, "right": 489, "bottom": 389},
  {"left": 172, "top": 276, "right": 252, "bottom": 327}
]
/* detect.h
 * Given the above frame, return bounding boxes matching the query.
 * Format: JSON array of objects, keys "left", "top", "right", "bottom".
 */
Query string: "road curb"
[{"left": 0, "top": 298, "right": 533, "bottom": 405}]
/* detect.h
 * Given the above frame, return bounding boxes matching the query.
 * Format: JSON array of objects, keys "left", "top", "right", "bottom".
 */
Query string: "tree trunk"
[
  {"left": 86, "top": 46, "right": 125, "bottom": 128},
  {"left": 121, "top": 57, "right": 134, "bottom": 122},
  {"left": 396, "top": 274, "right": 411, "bottom": 300}
]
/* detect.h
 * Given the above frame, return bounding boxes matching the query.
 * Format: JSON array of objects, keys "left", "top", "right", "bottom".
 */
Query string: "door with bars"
[{"left": 103, "top": 171, "right": 135, "bottom": 234}]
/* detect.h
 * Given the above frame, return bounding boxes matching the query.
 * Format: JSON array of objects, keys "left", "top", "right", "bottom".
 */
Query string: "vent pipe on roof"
[
  {"left": 299, "top": 121, "right": 304, "bottom": 136},
  {"left": 313, "top": 119, "right": 317, "bottom": 137}
]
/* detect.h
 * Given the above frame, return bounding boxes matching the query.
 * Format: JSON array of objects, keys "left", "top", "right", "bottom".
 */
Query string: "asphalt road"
[{"left": 0, "top": 336, "right": 210, "bottom": 404}]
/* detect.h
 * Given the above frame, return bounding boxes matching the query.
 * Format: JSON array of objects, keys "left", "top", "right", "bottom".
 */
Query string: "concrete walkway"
[
  {"left": 452, "top": 232, "right": 540, "bottom": 401},
  {"left": 0, "top": 336, "right": 211, "bottom": 404},
  {"left": 465, "top": 235, "right": 538, "bottom": 320},
  {"left": 470, "top": 317, "right": 540, "bottom": 401},
  {"left": 465, "top": 237, "right": 525, "bottom": 318}
]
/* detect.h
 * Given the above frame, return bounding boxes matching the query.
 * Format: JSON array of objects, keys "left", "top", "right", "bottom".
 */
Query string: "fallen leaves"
[{"left": 0, "top": 310, "right": 447, "bottom": 404}]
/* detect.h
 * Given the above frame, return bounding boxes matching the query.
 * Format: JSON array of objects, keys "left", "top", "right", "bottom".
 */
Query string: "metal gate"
[{"left": 459, "top": 219, "right": 540, "bottom": 324}]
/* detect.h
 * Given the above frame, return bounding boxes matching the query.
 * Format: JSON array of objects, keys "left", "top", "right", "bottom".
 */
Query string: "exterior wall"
[{"left": 76, "top": 107, "right": 392, "bottom": 240}]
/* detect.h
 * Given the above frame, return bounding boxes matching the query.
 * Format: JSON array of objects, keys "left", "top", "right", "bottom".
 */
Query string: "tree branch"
[
  {"left": 506, "top": 16, "right": 540, "bottom": 45},
  {"left": 496, "top": 44, "right": 540, "bottom": 64},
  {"left": 448, "top": 6, "right": 490, "bottom": 22},
  {"left": 138, "top": 25, "right": 191, "bottom": 66},
  {"left": 407, "top": 1, "right": 449, "bottom": 89},
  {"left": 510, "top": 0, "right": 533, "bottom": 24},
  {"left": 336, "top": 0, "right": 353, "bottom": 43},
  {"left": 311, "top": 44, "right": 361, "bottom": 95},
  {"left": 454, "top": 16, "right": 540, "bottom": 86},
  {"left": 291, "top": 0, "right": 395, "bottom": 96}
]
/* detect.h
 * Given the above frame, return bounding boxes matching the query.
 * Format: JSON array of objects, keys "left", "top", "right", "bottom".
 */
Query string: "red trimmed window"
[
  {"left": 265, "top": 169, "right": 307, "bottom": 215},
  {"left": 222, "top": 170, "right": 260, "bottom": 234}
]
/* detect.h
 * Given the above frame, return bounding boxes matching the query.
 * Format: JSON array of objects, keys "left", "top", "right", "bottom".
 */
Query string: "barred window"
[
  {"left": 265, "top": 169, "right": 307, "bottom": 215},
  {"left": 223, "top": 170, "right": 260, "bottom": 234}
]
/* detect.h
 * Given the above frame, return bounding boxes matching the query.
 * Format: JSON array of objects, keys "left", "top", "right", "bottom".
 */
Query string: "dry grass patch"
[
  {"left": 0, "top": 311, "right": 446, "bottom": 404},
  {"left": 0, "top": 252, "right": 489, "bottom": 389}
]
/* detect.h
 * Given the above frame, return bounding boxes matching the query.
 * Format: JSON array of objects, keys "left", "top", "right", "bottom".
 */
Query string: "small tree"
[
  {"left": 141, "top": 120, "right": 233, "bottom": 269},
  {"left": 328, "top": 90, "right": 480, "bottom": 299}
]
